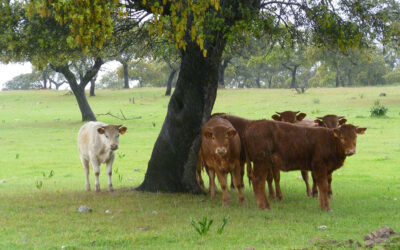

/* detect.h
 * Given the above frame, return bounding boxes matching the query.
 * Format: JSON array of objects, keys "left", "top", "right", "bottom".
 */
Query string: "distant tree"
[{"left": 3, "top": 73, "right": 42, "bottom": 90}]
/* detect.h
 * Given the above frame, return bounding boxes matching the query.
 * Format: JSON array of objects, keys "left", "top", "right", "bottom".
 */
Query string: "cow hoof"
[
  {"left": 95, "top": 185, "right": 100, "bottom": 192},
  {"left": 86, "top": 187, "right": 91, "bottom": 191},
  {"left": 240, "top": 200, "right": 247, "bottom": 206},
  {"left": 222, "top": 202, "right": 229, "bottom": 207},
  {"left": 312, "top": 193, "right": 318, "bottom": 198},
  {"left": 328, "top": 194, "right": 333, "bottom": 199},
  {"left": 108, "top": 187, "right": 114, "bottom": 192}
]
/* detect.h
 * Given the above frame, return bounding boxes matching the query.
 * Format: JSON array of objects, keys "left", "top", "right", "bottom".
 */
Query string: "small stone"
[
  {"left": 77, "top": 205, "right": 92, "bottom": 213},
  {"left": 61, "top": 246, "right": 66, "bottom": 249},
  {"left": 318, "top": 225, "right": 327, "bottom": 230},
  {"left": 152, "top": 210, "right": 158, "bottom": 215},
  {"left": 394, "top": 198, "right": 397, "bottom": 201},
  {"left": 138, "top": 226, "right": 150, "bottom": 231},
  {"left": 0, "top": 180, "right": 6, "bottom": 183},
  {"left": 105, "top": 210, "right": 111, "bottom": 214},
  {"left": 134, "top": 168, "right": 140, "bottom": 172},
  {"left": 379, "top": 93, "right": 386, "bottom": 97}
]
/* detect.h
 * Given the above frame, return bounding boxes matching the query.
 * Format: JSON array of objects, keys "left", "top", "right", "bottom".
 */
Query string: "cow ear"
[
  {"left": 332, "top": 128, "right": 340, "bottom": 138},
  {"left": 314, "top": 119, "right": 325, "bottom": 127},
  {"left": 204, "top": 131, "right": 213, "bottom": 139},
  {"left": 296, "top": 113, "right": 307, "bottom": 121},
  {"left": 271, "top": 114, "right": 281, "bottom": 121},
  {"left": 227, "top": 129, "right": 237, "bottom": 138},
  {"left": 356, "top": 127, "right": 367, "bottom": 134},
  {"left": 97, "top": 127, "right": 105, "bottom": 134},
  {"left": 119, "top": 126, "right": 127, "bottom": 135},
  {"left": 339, "top": 118, "right": 347, "bottom": 126}
]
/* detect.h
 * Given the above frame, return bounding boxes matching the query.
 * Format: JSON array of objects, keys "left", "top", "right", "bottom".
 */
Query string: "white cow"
[{"left": 77, "top": 122, "right": 127, "bottom": 192}]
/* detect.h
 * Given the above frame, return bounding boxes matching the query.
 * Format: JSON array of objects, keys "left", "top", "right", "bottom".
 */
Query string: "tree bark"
[
  {"left": 52, "top": 58, "right": 103, "bottom": 121},
  {"left": 137, "top": 40, "right": 226, "bottom": 193},
  {"left": 290, "top": 65, "right": 298, "bottom": 89},
  {"left": 90, "top": 76, "right": 96, "bottom": 97},
  {"left": 42, "top": 71, "right": 47, "bottom": 89},
  {"left": 256, "top": 72, "right": 261, "bottom": 88},
  {"left": 165, "top": 68, "right": 177, "bottom": 96},
  {"left": 123, "top": 62, "right": 130, "bottom": 89}
]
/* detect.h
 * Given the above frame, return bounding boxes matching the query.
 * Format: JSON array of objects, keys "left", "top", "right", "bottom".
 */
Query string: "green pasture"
[{"left": 0, "top": 87, "right": 399, "bottom": 249}]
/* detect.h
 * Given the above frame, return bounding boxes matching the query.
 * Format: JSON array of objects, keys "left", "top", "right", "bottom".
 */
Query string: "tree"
[
  {"left": 3, "top": 72, "right": 42, "bottom": 90},
  {"left": 10, "top": 0, "right": 397, "bottom": 193}
]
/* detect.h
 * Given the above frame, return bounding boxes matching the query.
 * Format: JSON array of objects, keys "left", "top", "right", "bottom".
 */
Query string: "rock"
[
  {"left": 364, "top": 226, "right": 396, "bottom": 248},
  {"left": 379, "top": 93, "right": 386, "bottom": 97},
  {"left": 0, "top": 180, "right": 6, "bottom": 183},
  {"left": 152, "top": 210, "right": 158, "bottom": 215},
  {"left": 318, "top": 225, "right": 327, "bottom": 230},
  {"left": 138, "top": 226, "right": 150, "bottom": 231},
  {"left": 134, "top": 168, "right": 140, "bottom": 172},
  {"left": 61, "top": 246, "right": 66, "bottom": 249},
  {"left": 77, "top": 205, "right": 92, "bottom": 213},
  {"left": 105, "top": 210, "right": 111, "bottom": 214}
]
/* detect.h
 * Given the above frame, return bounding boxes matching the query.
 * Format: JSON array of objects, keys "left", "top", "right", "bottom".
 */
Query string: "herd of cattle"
[
  {"left": 76, "top": 111, "right": 366, "bottom": 212},
  {"left": 196, "top": 111, "right": 367, "bottom": 211}
]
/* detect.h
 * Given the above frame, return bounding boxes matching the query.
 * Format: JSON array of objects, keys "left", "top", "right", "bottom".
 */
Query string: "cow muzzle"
[
  {"left": 215, "top": 147, "right": 227, "bottom": 156},
  {"left": 345, "top": 149, "right": 355, "bottom": 156},
  {"left": 111, "top": 144, "right": 119, "bottom": 151}
]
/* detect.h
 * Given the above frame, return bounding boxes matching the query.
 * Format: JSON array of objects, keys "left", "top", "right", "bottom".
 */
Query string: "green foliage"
[
  {"left": 35, "top": 180, "right": 43, "bottom": 190},
  {"left": 191, "top": 216, "right": 213, "bottom": 236},
  {"left": 216, "top": 215, "right": 229, "bottom": 235},
  {"left": 383, "top": 67, "right": 400, "bottom": 84},
  {"left": 313, "top": 98, "right": 320, "bottom": 104},
  {"left": 3, "top": 73, "right": 42, "bottom": 90},
  {"left": 370, "top": 100, "right": 388, "bottom": 117}
]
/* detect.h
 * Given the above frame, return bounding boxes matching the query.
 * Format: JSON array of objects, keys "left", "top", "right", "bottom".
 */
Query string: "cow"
[
  {"left": 197, "top": 117, "right": 245, "bottom": 206},
  {"left": 78, "top": 122, "right": 127, "bottom": 192},
  {"left": 271, "top": 111, "right": 315, "bottom": 198},
  {"left": 245, "top": 120, "right": 366, "bottom": 211},
  {"left": 314, "top": 114, "right": 347, "bottom": 128}
]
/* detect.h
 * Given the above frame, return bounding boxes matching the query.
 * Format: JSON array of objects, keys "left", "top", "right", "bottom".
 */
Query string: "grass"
[{"left": 1, "top": 87, "right": 400, "bottom": 249}]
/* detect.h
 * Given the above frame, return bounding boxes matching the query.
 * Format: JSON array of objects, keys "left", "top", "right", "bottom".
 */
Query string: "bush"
[{"left": 370, "top": 100, "right": 388, "bottom": 117}]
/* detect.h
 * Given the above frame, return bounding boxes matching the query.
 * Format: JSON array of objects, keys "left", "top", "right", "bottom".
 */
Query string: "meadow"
[{"left": 0, "top": 87, "right": 399, "bottom": 249}]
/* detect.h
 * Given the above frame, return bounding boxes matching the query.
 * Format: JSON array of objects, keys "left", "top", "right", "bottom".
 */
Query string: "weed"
[
  {"left": 191, "top": 216, "right": 213, "bottom": 236},
  {"left": 370, "top": 100, "right": 388, "bottom": 117},
  {"left": 313, "top": 98, "right": 320, "bottom": 104},
  {"left": 42, "top": 170, "right": 54, "bottom": 179},
  {"left": 217, "top": 216, "right": 230, "bottom": 235},
  {"left": 359, "top": 93, "right": 364, "bottom": 99},
  {"left": 117, "top": 152, "right": 126, "bottom": 159},
  {"left": 118, "top": 174, "right": 123, "bottom": 182},
  {"left": 311, "top": 109, "right": 320, "bottom": 114},
  {"left": 15, "top": 153, "right": 19, "bottom": 159},
  {"left": 35, "top": 180, "right": 43, "bottom": 189}
]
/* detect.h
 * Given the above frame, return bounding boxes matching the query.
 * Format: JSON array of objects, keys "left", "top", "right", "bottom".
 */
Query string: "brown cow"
[
  {"left": 245, "top": 121, "right": 366, "bottom": 211},
  {"left": 197, "top": 117, "right": 245, "bottom": 206},
  {"left": 315, "top": 114, "right": 347, "bottom": 128},
  {"left": 271, "top": 111, "right": 315, "bottom": 198}
]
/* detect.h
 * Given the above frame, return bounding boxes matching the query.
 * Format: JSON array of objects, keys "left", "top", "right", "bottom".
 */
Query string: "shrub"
[{"left": 370, "top": 100, "right": 388, "bottom": 117}]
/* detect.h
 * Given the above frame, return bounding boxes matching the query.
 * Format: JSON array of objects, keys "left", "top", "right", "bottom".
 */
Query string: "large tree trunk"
[
  {"left": 165, "top": 68, "right": 177, "bottom": 96},
  {"left": 123, "top": 62, "right": 130, "bottom": 89},
  {"left": 42, "top": 72, "right": 47, "bottom": 89},
  {"left": 137, "top": 39, "right": 226, "bottom": 193},
  {"left": 256, "top": 72, "right": 261, "bottom": 88}
]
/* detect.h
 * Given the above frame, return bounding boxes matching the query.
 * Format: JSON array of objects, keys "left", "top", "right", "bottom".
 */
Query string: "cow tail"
[{"left": 196, "top": 149, "right": 205, "bottom": 190}]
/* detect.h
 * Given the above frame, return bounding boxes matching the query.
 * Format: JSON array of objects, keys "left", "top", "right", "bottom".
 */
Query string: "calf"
[
  {"left": 78, "top": 122, "right": 127, "bottom": 192},
  {"left": 197, "top": 117, "right": 245, "bottom": 206},
  {"left": 245, "top": 121, "right": 366, "bottom": 211},
  {"left": 271, "top": 111, "right": 316, "bottom": 198},
  {"left": 315, "top": 114, "right": 347, "bottom": 128}
]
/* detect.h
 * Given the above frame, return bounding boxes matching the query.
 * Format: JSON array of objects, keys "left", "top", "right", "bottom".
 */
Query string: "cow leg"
[
  {"left": 266, "top": 167, "right": 276, "bottom": 200},
  {"left": 232, "top": 161, "right": 246, "bottom": 206},
  {"left": 81, "top": 157, "right": 90, "bottom": 191},
  {"left": 327, "top": 173, "right": 333, "bottom": 199},
  {"left": 272, "top": 167, "right": 283, "bottom": 200},
  {"left": 301, "top": 170, "right": 312, "bottom": 197},
  {"left": 105, "top": 155, "right": 114, "bottom": 192},
  {"left": 311, "top": 172, "right": 318, "bottom": 198},
  {"left": 90, "top": 159, "right": 101, "bottom": 192},
  {"left": 252, "top": 162, "right": 270, "bottom": 210},
  {"left": 208, "top": 169, "right": 217, "bottom": 199},
  {"left": 215, "top": 171, "right": 229, "bottom": 207},
  {"left": 314, "top": 172, "right": 330, "bottom": 211}
]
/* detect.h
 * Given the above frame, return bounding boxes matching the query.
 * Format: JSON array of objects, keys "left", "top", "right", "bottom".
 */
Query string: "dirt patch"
[{"left": 364, "top": 226, "right": 397, "bottom": 248}]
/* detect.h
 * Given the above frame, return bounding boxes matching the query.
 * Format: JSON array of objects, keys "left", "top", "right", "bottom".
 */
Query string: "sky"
[
  {"left": 0, "top": 61, "right": 121, "bottom": 90},
  {"left": 0, "top": 63, "right": 32, "bottom": 90}
]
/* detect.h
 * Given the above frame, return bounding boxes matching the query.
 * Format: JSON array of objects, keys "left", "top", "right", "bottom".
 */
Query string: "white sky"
[{"left": 0, "top": 61, "right": 121, "bottom": 90}]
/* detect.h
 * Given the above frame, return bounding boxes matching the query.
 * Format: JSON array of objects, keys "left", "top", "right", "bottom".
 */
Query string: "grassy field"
[{"left": 0, "top": 87, "right": 399, "bottom": 249}]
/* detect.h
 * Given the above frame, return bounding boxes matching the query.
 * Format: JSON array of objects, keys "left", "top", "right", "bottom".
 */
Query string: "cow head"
[
  {"left": 332, "top": 124, "right": 366, "bottom": 156},
  {"left": 315, "top": 115, "right": 347, "bottom": 128},
  {"left": 97, "top": 125, "right": 127, "bottom": 151},
  {"left": 203, "top": 125, "right": 237, "bottom": 157},
  {"left": 271, "top": 111, "right": 307, "bottom": 124}
]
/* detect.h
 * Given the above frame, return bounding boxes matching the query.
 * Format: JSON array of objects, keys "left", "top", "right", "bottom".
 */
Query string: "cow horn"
[
  {"left": 296, "top": 111, "right": 300, "bottom": 114},
  {"left": 316, "top": 117, "right": 323, "bottom": 120},
  {"left": 338, "top": 116, "right": 345, "bottom": 119},
  {"left": 276, "top": 112, "right": 282, "bottom": 115}
]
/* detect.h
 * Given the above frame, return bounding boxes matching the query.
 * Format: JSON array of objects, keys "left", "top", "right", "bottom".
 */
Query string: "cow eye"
[
  {"left": 105, "top": 135, "right": 109, "bottom": 139},
  {"left": 212, "top": 136, "right": 215, "bottom": 140}
]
